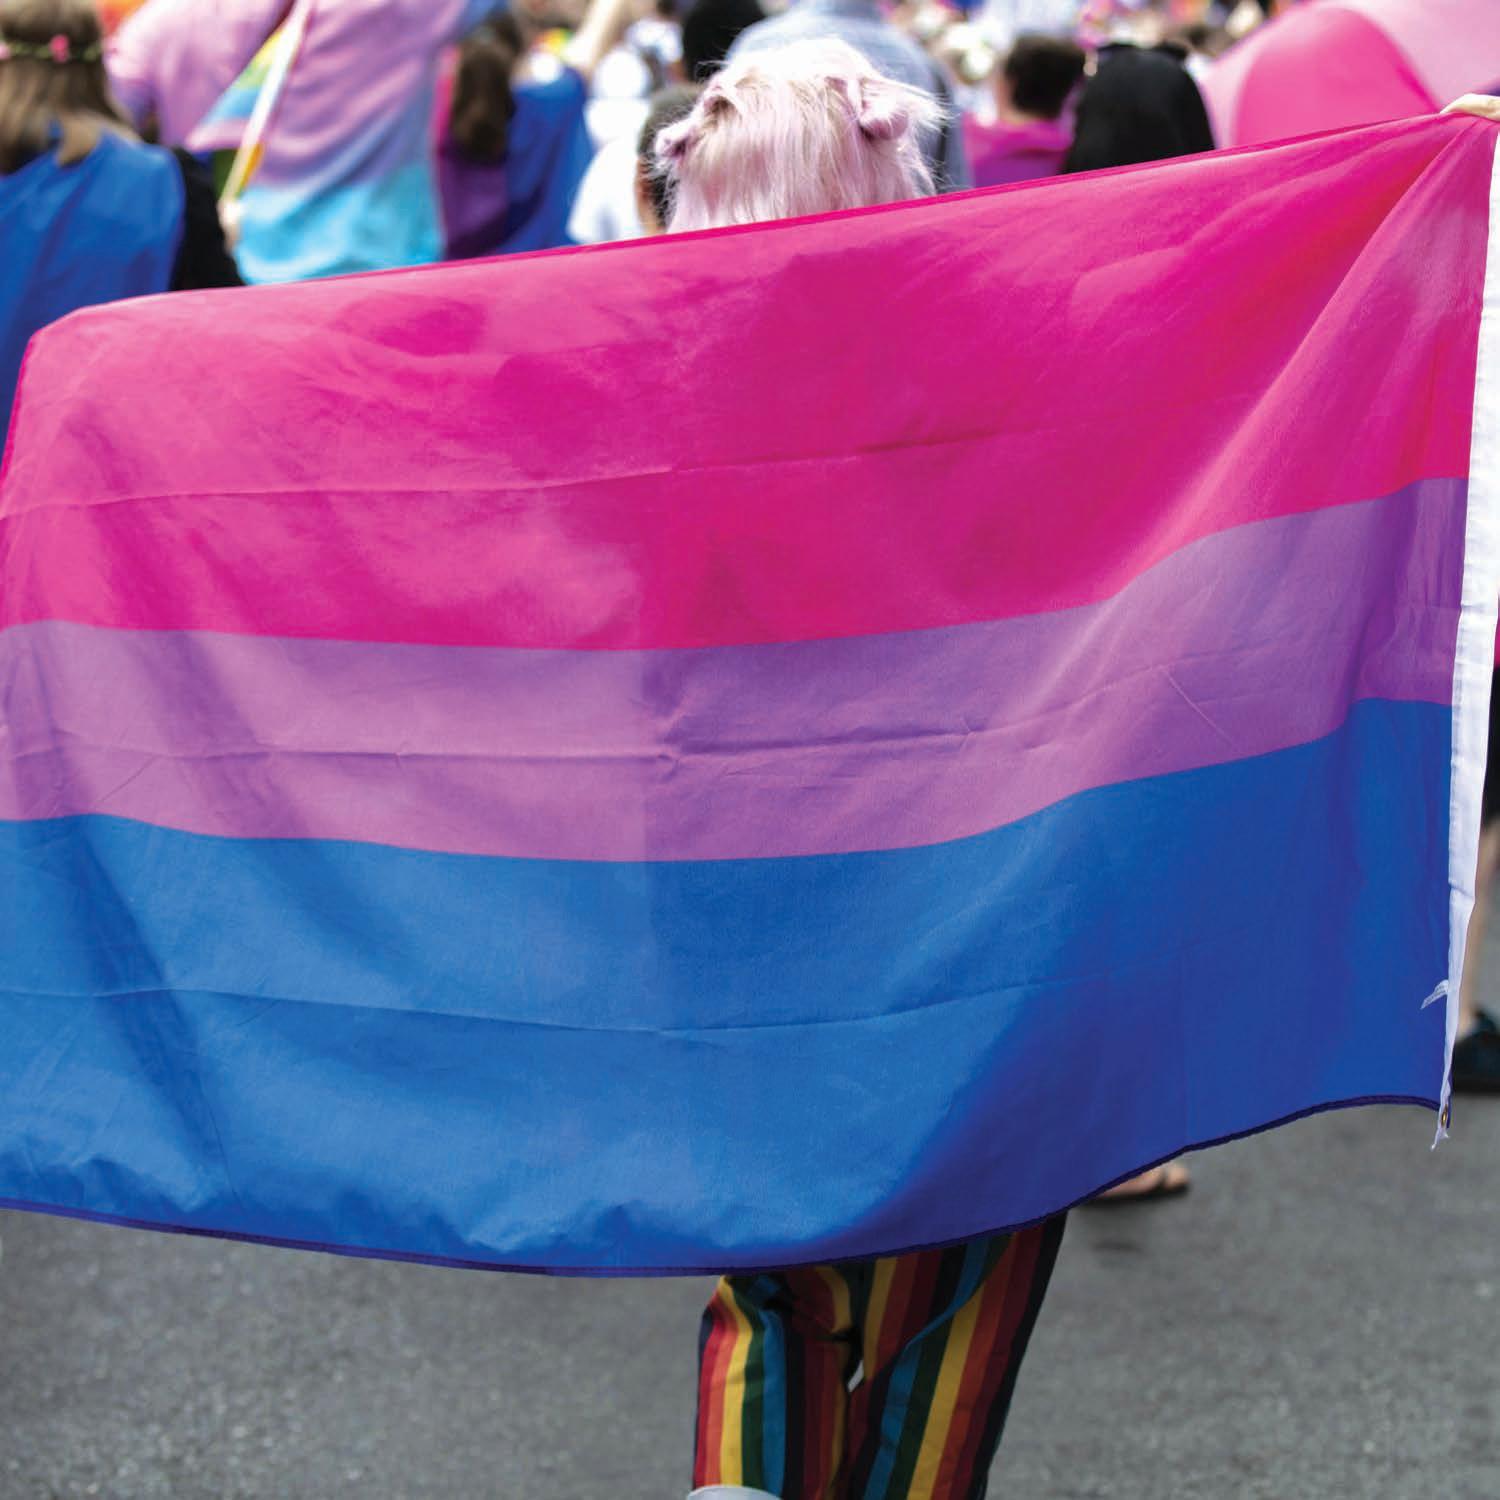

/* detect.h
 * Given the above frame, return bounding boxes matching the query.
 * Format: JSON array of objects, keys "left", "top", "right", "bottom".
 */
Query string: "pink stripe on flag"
[
  {"left": 1, "top": 483, "right": 1461, "bottom": 861},
  {"left": 1, "top": 119, "right": 1489, "bottom": 651}
]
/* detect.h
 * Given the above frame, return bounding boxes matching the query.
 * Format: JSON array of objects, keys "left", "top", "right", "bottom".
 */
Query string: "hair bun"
[
  {"left": 857, "top": 97, "right": 910, "bottom": 141},
  {"left": 844, "top": 76, "right": 911, "bottom": 142},
  {"left": 654, "top": 116, "right": 696, "bottom": 168}
]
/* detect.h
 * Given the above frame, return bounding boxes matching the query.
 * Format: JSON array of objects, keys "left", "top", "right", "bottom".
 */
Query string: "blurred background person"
[
  {"left": 584, "top": 0, "right": 681, "bottom": 146},
  {"left": 977, "top": 0, "right": 1084, "bottom": 50},
  {"left": 680, "top": 0, "right": 762, "bottom": 81},
  {"left": 1077, "top": 0, "right": 1273, "bottom": 52},
  {"left": 108, "top": 0, "right": 494, "bottom": 282},
  {"left": 632, "top": 82, "right": 697, "bottom": 229},
  {"left": 965, "top": 31, "right": 1084, "bottom": 187},
  {"left": 438, "top": 10, "right": 593, "bottom": 258},
  {"left": 568, "top": 81, "right": 698, "bottom": 243},
  {"left": 0, "top": 0, "right": 238, "bottom": 423},
  {"left": 437, "top": 0, "right": 670, "bottom": 258},
  {"left": 1454, "top": 715, "right": 1500, "bottom": 1095},
  {"left": 569, "top": 0, "right": 757, "bottom": 246},
  {"left": 1064, "top": 40, "right": 1213, "bottom": 172},
  {"left": 724, "top": 0, "right": 971, "bottom": 190}
]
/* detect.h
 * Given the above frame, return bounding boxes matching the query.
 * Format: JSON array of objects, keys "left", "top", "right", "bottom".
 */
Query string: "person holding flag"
[
  {"left": 659, "top": 63, "right": 1500, "bottom": 1500},
  {"left": 656, "top": 45, "right": 1069, "bottom": 1500}
]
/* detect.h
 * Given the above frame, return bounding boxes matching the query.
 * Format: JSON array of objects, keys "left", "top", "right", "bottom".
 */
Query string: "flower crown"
[{"left": 0, "top": 34, "right": 103, "bottom": 64}]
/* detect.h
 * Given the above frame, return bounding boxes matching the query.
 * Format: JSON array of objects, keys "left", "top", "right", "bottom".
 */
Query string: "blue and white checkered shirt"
[{"left": 727, "top": 0, "right": 972, "bottom": 191}]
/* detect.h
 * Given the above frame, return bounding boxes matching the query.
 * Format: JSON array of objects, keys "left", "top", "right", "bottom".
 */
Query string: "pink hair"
[{"left": 655, "top": 39, "right": 942, "bottom": 232}]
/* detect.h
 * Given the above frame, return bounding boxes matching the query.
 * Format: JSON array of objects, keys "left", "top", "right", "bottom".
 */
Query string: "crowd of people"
[
  {"left": 0, "top": 0, "right": 1288, "bottom": 415},
  {"left": 3, "top": 1, "right": 1498, "bottom": 1497}
]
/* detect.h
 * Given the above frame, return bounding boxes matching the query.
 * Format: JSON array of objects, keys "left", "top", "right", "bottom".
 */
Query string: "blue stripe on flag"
[{"left": 0, "top": 699, "right": 1450, "bottom": 1271}]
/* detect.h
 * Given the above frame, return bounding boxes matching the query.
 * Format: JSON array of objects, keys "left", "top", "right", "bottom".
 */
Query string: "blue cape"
[{"left": 1, "top": 132, "right": 181, "bottom": 425}]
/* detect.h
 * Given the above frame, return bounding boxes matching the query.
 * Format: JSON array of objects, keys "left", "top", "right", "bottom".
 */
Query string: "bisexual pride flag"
[{"left": 2, "top": 116, "right": 1499, "bottom": 1275}]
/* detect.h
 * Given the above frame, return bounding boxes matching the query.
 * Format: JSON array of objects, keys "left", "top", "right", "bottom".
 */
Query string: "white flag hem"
[{"left": 1442, "top": 131, "right": 1500, "bottom": 1140}]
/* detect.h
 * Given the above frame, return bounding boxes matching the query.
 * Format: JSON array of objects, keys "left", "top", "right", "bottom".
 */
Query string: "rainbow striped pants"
[{"left": 692, "top": 1217, "right": 1066, "bottom": 1500}]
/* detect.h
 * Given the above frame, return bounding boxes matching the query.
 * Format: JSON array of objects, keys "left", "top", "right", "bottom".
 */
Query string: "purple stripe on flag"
[{"left": 0, "top": 480, "right": 1463, "bottom": 862}]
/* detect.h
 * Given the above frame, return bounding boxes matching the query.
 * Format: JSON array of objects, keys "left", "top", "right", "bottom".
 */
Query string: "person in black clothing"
[
  {"left": 167, "top": 146, "right": 244, "bottom": 291},
  {"left": 1063, "top": 43, "right": 1214, "bottom": 175},
  {"left": 680, "top": 0, "right": 764, "bottom": 82}
]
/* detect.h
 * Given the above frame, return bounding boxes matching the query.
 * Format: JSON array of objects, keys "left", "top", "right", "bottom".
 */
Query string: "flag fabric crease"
[{"left": 2, "top": 116, "right": 1499, "bottom": 1275}]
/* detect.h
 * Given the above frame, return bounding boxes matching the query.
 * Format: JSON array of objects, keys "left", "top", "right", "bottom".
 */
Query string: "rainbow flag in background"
[
  {"left": 189, "top": 32, "right": 281, "bottom": 159},
  {"left": 107, "top": 0, "right": 490, "bottom": 283},
  {"left": 1, "top": 117, "right": 1498, "bottom": 1275}
]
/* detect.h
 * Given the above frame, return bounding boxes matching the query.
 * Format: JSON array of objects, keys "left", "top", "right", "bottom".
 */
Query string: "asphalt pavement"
[{"left": 3, "top": 1064, "right": 1498, "bottom": 1500}]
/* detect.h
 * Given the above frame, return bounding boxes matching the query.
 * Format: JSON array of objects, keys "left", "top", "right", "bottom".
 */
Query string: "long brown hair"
[
  {"left": 448, "top": 10, "right": 524, "bottom": 162},
  {"left": 0, "top": 0, "right": 132, "bottom": 175}
]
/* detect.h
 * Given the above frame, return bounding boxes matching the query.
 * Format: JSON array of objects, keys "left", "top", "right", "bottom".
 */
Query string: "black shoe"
[{"left": 1453, "top": 1010, "right": 1500, "bottom": 1095}]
